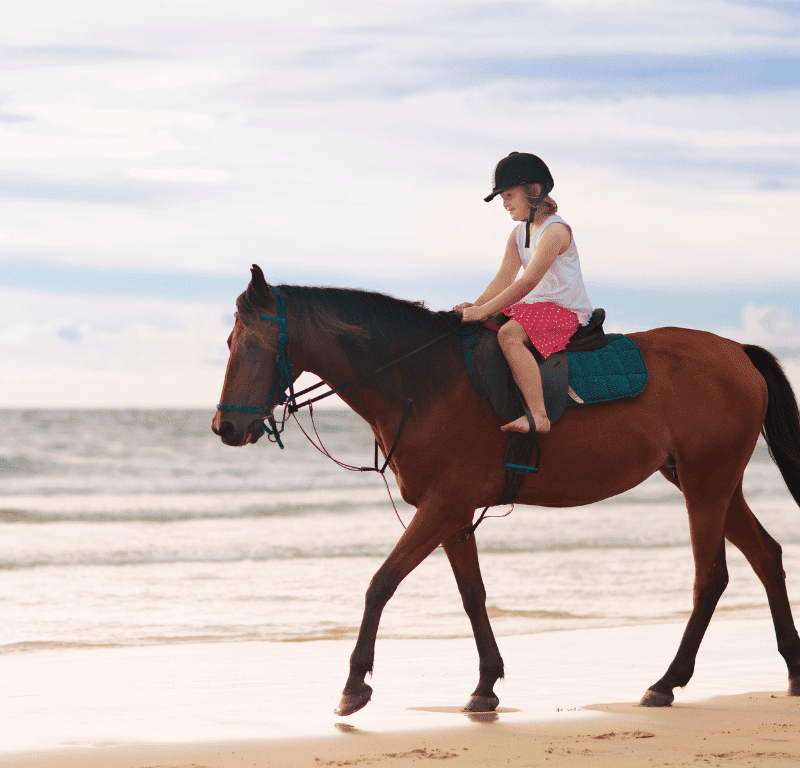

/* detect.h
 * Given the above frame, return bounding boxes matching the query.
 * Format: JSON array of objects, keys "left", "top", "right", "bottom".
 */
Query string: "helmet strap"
[{"left": 523, "top": 185, "right": 546, "bottom": 248}]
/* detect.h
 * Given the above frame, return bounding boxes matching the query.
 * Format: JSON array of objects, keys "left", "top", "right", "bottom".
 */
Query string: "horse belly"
[
  {"left": 514, "top": 399, "right": 669, "bottom": 508},
  {"left": 512, "top": 327, "right": 766, "bottom": 509}
]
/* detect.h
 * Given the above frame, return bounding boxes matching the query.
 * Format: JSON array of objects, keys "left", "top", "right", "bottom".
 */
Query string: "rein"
[
  {"left": 216, "top": 284, "right": 503, "bottom": 542},
  {"left": 216, "top": 284, "right": 296, "bottom": 448},
  {"left": 218, "top": 285, "right": 465, "bottom": 442},
  {"left": 286, "top": 313, "right": 468, "bottom": 414}
]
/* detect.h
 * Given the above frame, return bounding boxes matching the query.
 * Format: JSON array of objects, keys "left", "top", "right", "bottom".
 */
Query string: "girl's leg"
[{"left": 497, "top": 320, "right": 550, "bottom": 434}]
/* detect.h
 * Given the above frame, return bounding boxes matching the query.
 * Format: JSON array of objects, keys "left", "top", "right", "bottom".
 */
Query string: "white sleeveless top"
[{"left": 514, "top": 214, "right": 593, "bottom": 325}]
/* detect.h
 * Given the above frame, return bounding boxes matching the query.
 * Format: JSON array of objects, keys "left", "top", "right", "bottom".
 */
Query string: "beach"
[
  {"left": 1, "top": 619, "right": 799, "bottom": 767},
  {"left": 2, "top": 691, "right": 799, "bottom": 768},
  {"left": 2, "top": 409, "right": 799, "bottom": 765}
]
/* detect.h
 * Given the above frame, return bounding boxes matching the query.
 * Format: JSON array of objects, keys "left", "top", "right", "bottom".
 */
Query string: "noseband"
[
  {"left": 216, "top": 284, "right": 297, "bottom": 448},
  {"left": 217, "top": 283, "right": 510, "bottom": 541},
  {"left": 218, "top": 283, "right": 466, "bottom": 450}
]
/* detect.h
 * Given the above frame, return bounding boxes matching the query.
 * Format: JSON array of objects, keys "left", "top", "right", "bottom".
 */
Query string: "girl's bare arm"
[
  {"left": 462, "top": 223, "right": 570, "bottom": 320},
  {"left": 454, "top": 229, "right": 521, "bottom": 312}
]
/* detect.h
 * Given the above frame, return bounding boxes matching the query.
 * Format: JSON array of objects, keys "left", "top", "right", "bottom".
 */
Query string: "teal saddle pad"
[
  {"left": 459, "top": 325, "right": 649, "bottom": 493},
  {"left": 566, "top": 333, "right": 648, "bottom": 406},
  {"left": 462, "top": 328, "right": 648, "bottom": 425}
]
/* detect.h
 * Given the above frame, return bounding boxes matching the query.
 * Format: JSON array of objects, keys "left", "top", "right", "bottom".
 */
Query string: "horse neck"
[
  {"left": 287, "top": 310, "right": 383, "bottom": 419},
  {"left": 287, "top": 302, "right": 454, "bottom": 427}
]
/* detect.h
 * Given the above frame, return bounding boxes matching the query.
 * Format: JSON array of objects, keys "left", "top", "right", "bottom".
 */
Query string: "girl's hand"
[
  {"left": 460, "top": 305, "right": 489, "bottom": 323},
  {"left": 452, "top": 302, "right": 474, "bottom": 312}
]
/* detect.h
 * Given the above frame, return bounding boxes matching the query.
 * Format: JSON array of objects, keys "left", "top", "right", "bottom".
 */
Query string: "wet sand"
[
  {"left": 1, "top": 619, "right": 798, "bottom": 767},
  {"left": 2, "top": 691, "right": 799, "bottom": 768}
]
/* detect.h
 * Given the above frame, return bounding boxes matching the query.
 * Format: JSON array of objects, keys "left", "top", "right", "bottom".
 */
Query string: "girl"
[{"left": 456, "top": 152, "right": 593, "bottom": 434}]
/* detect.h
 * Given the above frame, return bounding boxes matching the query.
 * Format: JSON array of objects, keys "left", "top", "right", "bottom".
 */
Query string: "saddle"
[
  {"left": 467, "top": 307, "right": 609, "bottom": 427},
  {"left": 461, "top": 308, "right": 648, "bottom": 505}
]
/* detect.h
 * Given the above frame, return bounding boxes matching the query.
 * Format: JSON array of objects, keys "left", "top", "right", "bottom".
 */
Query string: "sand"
[
  {"left": 1, "top": 691, "right": 798, "bottom": 767},
  {"left": 1, "top": 619, "right": 798, "bottom": 767}
]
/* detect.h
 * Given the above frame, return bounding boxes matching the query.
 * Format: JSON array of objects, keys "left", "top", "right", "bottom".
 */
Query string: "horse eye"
[{"left": 227, "top": 333, "right": 232, "bottom": 350}]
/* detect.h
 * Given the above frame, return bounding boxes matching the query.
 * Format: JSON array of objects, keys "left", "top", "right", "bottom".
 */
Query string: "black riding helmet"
[
  {"left": 484, "top": 152, "right": 554, "bottom": 202},
  {"left": 485, "top": 152, "right": 554, "bottom": 247}
]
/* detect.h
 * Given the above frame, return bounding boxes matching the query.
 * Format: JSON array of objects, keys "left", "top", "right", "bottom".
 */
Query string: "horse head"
[{"left": 212, "top": 265, "right": 298, "bottom": 446}]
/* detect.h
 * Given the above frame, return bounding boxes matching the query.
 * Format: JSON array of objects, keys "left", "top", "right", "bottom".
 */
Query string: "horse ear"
[
  {"left": 250, "top": 264, "right": 266, "bottom": 288},
  {"left": 247, "top": 264, "right": 271, "bottom": 306}
]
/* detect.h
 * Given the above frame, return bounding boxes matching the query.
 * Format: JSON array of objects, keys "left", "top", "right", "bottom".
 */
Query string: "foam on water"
[
  {"left": 0, "top": 620, "right": 791, "bottom": 753},
  {"left": 1, "top": 408, "right": 799, "bottom": 654}
]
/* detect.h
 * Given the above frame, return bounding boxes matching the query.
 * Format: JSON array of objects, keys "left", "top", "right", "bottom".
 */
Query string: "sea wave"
[
  {"left": 0, "top": 487, "right": 395, "bottom": 523},
  {"left": 2, "top": 495, "right": 799, "bottom": 569}
]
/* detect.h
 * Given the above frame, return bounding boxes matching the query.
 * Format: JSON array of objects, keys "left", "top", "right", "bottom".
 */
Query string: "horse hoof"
[
  {"left": 334, "top": 685, "right": 373, "bottom": 717},
  {"left": 789, "top": 676, "right": 800, "bottom": 696},
  {"left": 462, "top": 694, "right": 499, "bottom": 713},
  {"left": 639, "top": 689, "right": 673, "bottom": 707}
]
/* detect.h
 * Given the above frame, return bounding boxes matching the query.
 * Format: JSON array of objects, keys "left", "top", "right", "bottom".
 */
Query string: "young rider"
[{"left": 455, "top": 152, "right": 593, "bottom": 435}]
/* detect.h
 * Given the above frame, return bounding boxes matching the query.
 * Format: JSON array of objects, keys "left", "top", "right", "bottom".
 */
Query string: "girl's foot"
[{"left": 501, "top": 413, "right": 550, "bottom": 434}]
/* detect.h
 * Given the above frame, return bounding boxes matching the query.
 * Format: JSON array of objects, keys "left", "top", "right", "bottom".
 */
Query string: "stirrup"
[{"left": 502, "top": 408, "right": 541, "bottom": 474}]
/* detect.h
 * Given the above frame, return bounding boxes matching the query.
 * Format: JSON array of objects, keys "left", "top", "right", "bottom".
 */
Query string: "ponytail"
[{"left": 522, "top": 184, "right": 557, "bottom": 247}]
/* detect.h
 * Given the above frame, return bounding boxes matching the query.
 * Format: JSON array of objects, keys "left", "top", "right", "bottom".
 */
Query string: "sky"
[{"left": 0, "top": 0, "right": 799, "bottom": 407}]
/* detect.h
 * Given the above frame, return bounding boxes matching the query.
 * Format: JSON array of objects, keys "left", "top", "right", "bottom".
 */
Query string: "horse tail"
[{"left": 743, "top": 344, "right": 800, "bottom": 507}]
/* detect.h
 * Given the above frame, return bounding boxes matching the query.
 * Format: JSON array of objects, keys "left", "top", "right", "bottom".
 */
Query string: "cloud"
[
  {"left": 0, "top": 3, "right": 796, "bottom": 284},
  {"left": 0, "top": 288, "right": 232, "bottom": 407},
  {"left": 0, "top": 44, "right": 151, "bottom": 68},
  {"left": 716, "top": 304, "right": 800, "bottom": 353},
  {"left": 0, "top": 174, "right": 192, "bottom": 205},
  {"left": 0, "top": 0, "right": 797, "bottom": 406},
  {"left": 446, "top": 54, "right": 800, "bottom": 97},
  {"left": 0, "top": 285, "right": 350, "bottom": 408},
  {"left": 129, "top": 167, "right": 229, "bottom": 184},
  {"left": 719, "top": 302, "right": 800, "bottom": 397}
]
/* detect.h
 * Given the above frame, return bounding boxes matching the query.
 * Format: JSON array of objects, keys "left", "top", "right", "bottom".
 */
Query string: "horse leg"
[
  {"left": 442, "top": 533, "right": 504, "bottom": 712},
  {"left": 641, "top": 474, "right": 730, "bottom": 707},
  {"left": 723, "top": 482, "right": 800, "bottom": 695},
  {"left": 335, "top": 501, "right": 468, "bottom": 717}
]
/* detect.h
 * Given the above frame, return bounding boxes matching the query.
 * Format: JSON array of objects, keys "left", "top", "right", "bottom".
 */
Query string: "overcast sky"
[{"left": 1, "top": 0, "right": 798, "bottom": 406}]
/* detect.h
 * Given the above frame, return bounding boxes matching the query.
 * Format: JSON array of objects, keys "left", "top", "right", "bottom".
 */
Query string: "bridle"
[
  {"left": 216, "top": 284, "right": 298, "bottom": 448},
  {"left": 217, "top": 284, "right": 464, "bottom": 449},
  {"left": 216, "top": 283, "right": 511, "bottom": 542}
]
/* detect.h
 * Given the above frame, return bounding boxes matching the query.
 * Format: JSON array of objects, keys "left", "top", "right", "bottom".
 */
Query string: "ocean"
[{"left": 2, "top": 407, "right": 800, "bottom": 656}]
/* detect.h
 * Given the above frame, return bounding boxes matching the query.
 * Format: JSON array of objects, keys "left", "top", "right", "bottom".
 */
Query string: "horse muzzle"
[{"left": 211, "top": 412, "right": 265, "bottom": 446}]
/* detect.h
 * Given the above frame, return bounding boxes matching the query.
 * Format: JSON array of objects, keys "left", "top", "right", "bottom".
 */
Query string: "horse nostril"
[{"left": 217, "top": 420, "right": 236, "bottom": 440}]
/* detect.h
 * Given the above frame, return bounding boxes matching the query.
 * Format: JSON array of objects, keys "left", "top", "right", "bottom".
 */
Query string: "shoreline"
[
  {"left": 1, "top": 691, "right": 798, "bottom": 767},
  {"left": 1, "top": 618, "right": 797, "bottom": 765}
]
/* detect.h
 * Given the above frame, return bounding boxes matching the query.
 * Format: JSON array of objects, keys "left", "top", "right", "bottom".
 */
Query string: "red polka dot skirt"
[{"left": 502, "top": 301, "right": 580, "bottom": 359}]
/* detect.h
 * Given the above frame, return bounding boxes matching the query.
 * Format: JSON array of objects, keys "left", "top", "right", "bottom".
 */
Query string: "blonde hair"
[
  {"left": 537, "top": 194, "right": 558, "bottom": 216},
  {"left": 523, "top": 183, "right": 557, "bottom": 216}
]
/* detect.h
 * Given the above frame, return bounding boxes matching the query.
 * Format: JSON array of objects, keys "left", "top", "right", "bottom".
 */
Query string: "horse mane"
[{"left": 239, "top": 265, "right": 466, "bottom": 408}]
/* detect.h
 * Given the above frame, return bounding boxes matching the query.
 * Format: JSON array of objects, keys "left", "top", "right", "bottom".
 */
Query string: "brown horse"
[{"left": 212, "top": 265, "right": 800, "bottom": 717}]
